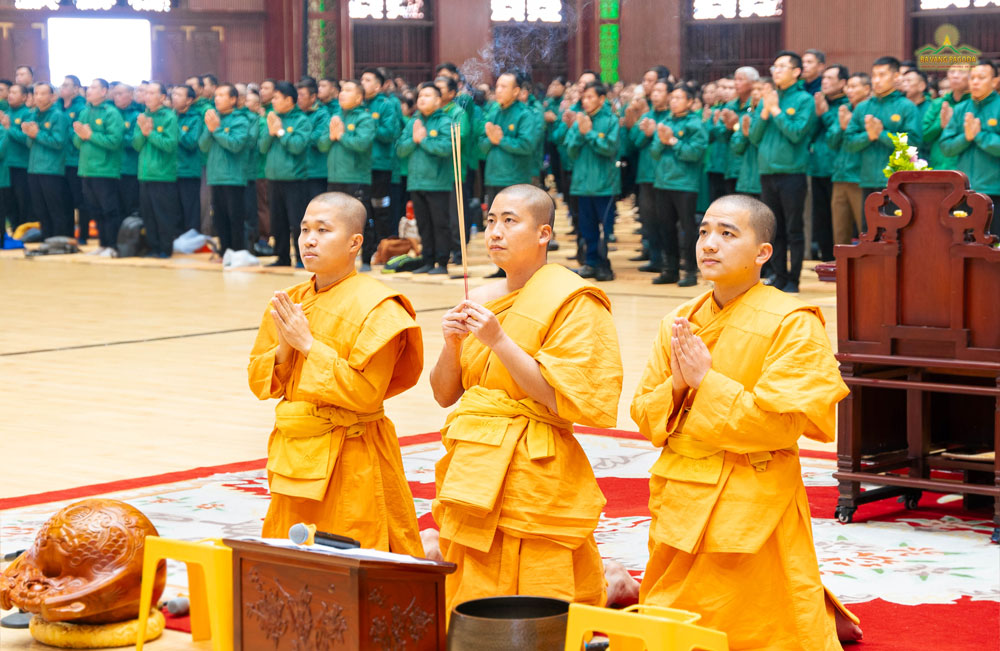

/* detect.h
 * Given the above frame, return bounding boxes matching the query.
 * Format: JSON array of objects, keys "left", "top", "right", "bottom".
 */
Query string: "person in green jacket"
[
  {"left": 827, "top": 72, "right": 871, "bottom": 245},
  {"left": 200, "top": 83, "right": 249, "bottom": 253},
  {"left": 436, "top": 74, "right": 473, "bottom": 265},
  {"left": 809, "top": 64, "right": 849, "bottom": 262},
  {"left": 24, "top": 82, "right": 71, "bottom": 238},
  {"left": 730, "top": 83, "right": 763, "bottom": 198},
  {"left": 650, "top": 85, "right": 708, "bottom": 287},
  {"left": 844, "top": 56, "right": 922, "bottom": 202},
  {"left": 173, "top": 84, "right": 205, "bottom": 233},
  {"left": 260, "top": 80, "right": 312, "bottom": 267},
  {"left": 317, "top": 79, "right": 376, "bottom": 268},
  {"left": 317, "top": 76, "right": 340, "bottom": 115},
  {"left": 238, "top": 87, "right": 264, "bottom": 251},
  {"left": 73, "top": 78, "right": 124, "bottom": 252},
  {"left": 397, "top": 82, "right": 454, "bottom": 274},
  {"left": 630, "top": 77, "right": 672, "bottom": 273},
  {"left": 361, "top": 67, "right": 401, "bottom": 267},
  {"left": 939, "top": 59, "right": 1000, "bottom": 236},
  {"left": 718, "top": 67, "right": 757, "bottom": 196},
  {"left": 295, "top": 79, "right": 331, "bottom": 201},
  {"left": 0, "top": 79, "right": 10, "bottom": 113},
  {"left": 901, "top": 69, "right": 932, "bottom": 160},
  {"left": 748, "top": 50, "right": 818, "bottom": 293},
  {"left": 3, "top": 83, "right": 32, "bottom": 229},
  {"left": 133, "top": 81, "right": 181, "bottom": 258},
  {"left": 479, "top": 72, "right": 539, "bottom": 200},
  {"left": 563, "top": 81, "right": 620, "bottom": 282},
  {"left": 58, "top": 75, "right": 88, "bottom": 243},
  {"left": 922, "top": 64, "right": 971, "bottom": 171},
  {"left": 0, "top": 124, "right": 8, "bottom": 243},
  {"left": 706, "top": 77, "right": 734, "bottom": 203},
  {"left": 113, "top": 83, "right": 141, "bottom": 217}
]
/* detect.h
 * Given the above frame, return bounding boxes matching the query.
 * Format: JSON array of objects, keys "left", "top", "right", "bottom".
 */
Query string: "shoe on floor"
[
  {"left": 411, "top": 264, "right": 433, "bottom": 274},
  {"left": 629, "top": 253, "right": 650, "bottom": 262},
  {"left": 781, "top": 282, "right": 800, "bottom": 293},
  {"left": 486, "top": 268, "right": 506, "bottom": 278},
  {"left": 652, "top": 271, "right": 679, "bottom": 285},
  {"left": 594, "top": 267, "right": 615, "bottom": 282},
  {"left": 637, "top": 263, "right": 662, "bottom": 273},
  {"left": 428, "top": 266, "right": 448, "bottom": 275},
  {"left": 678, "top": 273, "right": 698, "bottom": 287},
  {"left": 575, "top": 265, "right": 597, "bottom": 279},
  {"left": 547, "top": 240, "right": 560, "bottom": 251}
]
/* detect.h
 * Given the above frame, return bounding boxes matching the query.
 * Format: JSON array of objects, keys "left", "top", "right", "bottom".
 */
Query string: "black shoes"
[
  {"left": 575, "top": 265, "right": 596, "bottom": 279},
  {"left": 412, "top": 264, "right": 434, "bottom": 274},
  {"left": 486, "top": 268, "right": 507, "bottom": 278},
  {"left": 428, "top": 266, "right": 448, "bottom": 275},
  {"left": 652, "top": 271, "right": 679, "bottom": 285},
  {"left": 678, "top": 273, "right": 698, "bottom": 287},
  {"left": 638, "top": 263, "right": 662, "bottom": 273},
  {"left": 594, "top": 267, "right": 615, "bottom": 282}
]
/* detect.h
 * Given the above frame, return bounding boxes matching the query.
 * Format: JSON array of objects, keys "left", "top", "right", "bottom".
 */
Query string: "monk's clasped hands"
[
  {"left": 441, "top": 301, "right": 506, "bottom": 349},
  {"left": 271, "top": 291, "right": 314, "bottom": 356},
  {"left": 670, "top": 317, "right": 712, "bottom": 389}
]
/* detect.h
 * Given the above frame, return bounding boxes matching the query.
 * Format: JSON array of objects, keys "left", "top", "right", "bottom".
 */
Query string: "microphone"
[{"left": 288, "top": 523, "right": 361, "bottom": 550}]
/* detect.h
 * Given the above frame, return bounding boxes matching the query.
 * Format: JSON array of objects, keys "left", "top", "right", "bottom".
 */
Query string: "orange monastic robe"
[
  {"left": 248, "top": 271, "right": 424, "bottom": 556},
  {"left": 631, "top": 282, "right": 857, "bottom": 651},
  {"left": 432, "top": 264, "right": 623, "bottom": 613}
]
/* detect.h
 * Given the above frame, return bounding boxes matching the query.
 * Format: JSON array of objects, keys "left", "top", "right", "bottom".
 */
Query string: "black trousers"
[
  {"left": 760, "top": 173, "right": 808, "bottom": 288},
  {"left": 81, "top": 177, "right": 121, "bottom": 248},
  {"left": 307, "top": 178, "right": 327, "bottom": 202},
  {"left": 363, "top": 169, "right": 393, "bottom": 264},
  {"left": 210, "top": 185, "right": 246, "bottom": 253},
  {"left": 269, "top": 180, "right": 310, "bottom": 266},
  {"left": 390, "top": 177, "right": 410, "bottom": 229},
  {"left": 177, "top": 177, "right": 202, "bottom": 234},
  {"left": 990, "top": 195, "right": 1000, "bottom": 237},
  {"left": 8, "top": 166, "right": 31, "bottom": 228},
  {"left": 64, "top": 165, "right": 88, "bottom": 243},
  {"left": 244, "top": 182, "right": 258, "bottom": 249},
  {"left": 654, "top": 189, "right": 698, "bottom": 274},
  {"left": 707, "top": 172, "right": 728, "bottom": 204},
  {"left": 28, "top": 173, "right": 72, "bottom": 238},
  {"left": 412, "top": 190, "right": 451, "bottom": 267},
  {"left": 139, "top": 181, "right": 181, "bottom": 256},
  {"left": 119, "top": 174, "right": 139, "bottom": 217},
  {"left": 810, "top": 176, "right": 834, "bottom": 261},
  {"left": 723, "top": 177, "right": 737, "bottom": 196},
  {"left": 637, "top": 183, "right": 657, "bottom": 262}
]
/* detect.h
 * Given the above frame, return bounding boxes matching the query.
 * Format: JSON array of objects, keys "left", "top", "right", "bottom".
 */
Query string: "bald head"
[
  {"left": 306, "top": 192, "right": 367, "bottom": 235},
  {"left": 494, "top": 184, "right": 555, "bottom": 227},
  {"left": 709, "top": 194, "right": 776, "bottom": 244}
]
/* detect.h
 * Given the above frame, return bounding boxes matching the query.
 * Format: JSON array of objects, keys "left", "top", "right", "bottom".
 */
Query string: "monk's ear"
[
  {"left": 349, "top": 233, "right": 363, "bottom": 255},
  {"left": 537, "top": 222, "right": 552, "bottom": 247},
  {"left": 756, "top": 241, "right": 773, "bottom": 267}
]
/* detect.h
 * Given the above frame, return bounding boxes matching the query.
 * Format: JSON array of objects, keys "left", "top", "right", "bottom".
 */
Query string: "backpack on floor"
[
  {"left": 116, "top": 216, "right": 148, "bottom": 258},
  {"left": 382, "top": 254, "right": 426, "bottom": 273}
]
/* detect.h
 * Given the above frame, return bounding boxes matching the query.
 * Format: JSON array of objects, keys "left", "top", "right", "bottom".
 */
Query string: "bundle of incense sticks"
[{"left": 449, "top": 122, "right": 470, "bottom": 299}]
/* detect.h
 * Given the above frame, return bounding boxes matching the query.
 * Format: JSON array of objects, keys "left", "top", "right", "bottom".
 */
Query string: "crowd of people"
[{"left": 2, "top": 51, "right": 998, "bottom": 287}]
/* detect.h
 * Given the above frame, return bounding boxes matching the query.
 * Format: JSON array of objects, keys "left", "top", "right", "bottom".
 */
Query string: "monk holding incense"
[
  {"left": 248, "top": 192, "right": 424, "bottom": 556},
  {"left": 631, "top": 194, "right": 862, "bottom": 649},
  {"left": 429, "top": 183, "right": 623, "bottom": 612}
]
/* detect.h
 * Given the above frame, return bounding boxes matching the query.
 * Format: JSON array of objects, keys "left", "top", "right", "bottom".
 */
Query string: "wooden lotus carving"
[{"left": 0, "top": 499, "right": 166, "bottom": 624}]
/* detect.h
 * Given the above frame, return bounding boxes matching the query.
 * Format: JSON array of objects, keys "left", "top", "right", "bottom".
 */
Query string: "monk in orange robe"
[
  {"left": 631, "top": 194, "right": 862, "bottom": 650},
  {"left": 248, "top": 192, "right": 424, "bottom": 556},
  {"left": 429, "top": 184, "right": 623, "bottom": 613}
]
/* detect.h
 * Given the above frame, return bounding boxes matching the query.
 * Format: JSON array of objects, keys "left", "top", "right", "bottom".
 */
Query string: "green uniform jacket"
[
  {"left": 730, "top": 126, "right": 760, "bottom": 194},
  {"left": 6, "top": 105, "right": 32, "bottom": 169},
  {"left": 254, "top": 114, "right": 267, "bottom": 180},
  {"left": 133, "top": 106, "right": 179, "bottom": 182},
  {"left": 393, "top": 114, "right": 411, "bottom": 182},
  {"left": 826, "top": 110, "right": 863, "bottom": 185},
  {"left": 176, "top": 109, "right": 204, "bottom": 179},
  {"left": 922, "top": 91, "right": 969, "bottom": 171},
  {"left": 478, "top": 100, "right": 538, "bottom": 186},
  {"left": 442, "top": 101, "right": 471, "bottom": 181},
  {"left": 630, "top": 108, "right": 670, "bottom": 184},
  {"left": 73, "top": 100, "right": 124, "bottom": 179},
  {"left": 939, "top": 91, "right": 1000, "bottom": 195},
  {"left": 396, "top": 109, "right": 454, "bottom": 192},
  {"left": 650, "top": 111, "right": 708, "bottom": 193},
  {"left": 748, "top": 80, "right": 817, "bottom": 175},
  {"left": 198, "top": 109, "right": 248, "bottom": 186},
  {"left": 27, "top": 106, "right": 69, "bottom": 175},
  {"left": 317, "top": 104, "right": 375, "bottom": 185},
  {"left": 191, "top": 97, "right": 212, "bottom": 117},
  {"left": 844, "top": 90, "right": 922, "bottom": 189},
  {"left": 235, "top": 107, "right": 259, "bottom": 183},
  {"left": 119, "top": 104, "right": 141, "bottom": 176},
  {"left": 565, "top": 102, "right": 620, "bottom": 196},
  {"left": 707, "top": 105, "right": 729, "bottom": 174},
  {"left": 259, "top": 105, "right": 312, "bottom": 181},
  {"left": 912, "top": 96, "right": 933, "bottom": 160},
  {"left": 0, "top": 126, "right": 9, "bottom": 188},
  {"left": 525, "top": 94, "right": 546, "bottom": 175},
  {"left": 304, "top": 104, "right": 330, "bottom": 180},
  {"left": 808, "top": 94, "right": 848, "bottom": 178},
  {"left": 59, "top": 95, "right": 86, "bottom": 167},
  {"left": 364, "top": 93, "right": 401, "bottom": 172}
]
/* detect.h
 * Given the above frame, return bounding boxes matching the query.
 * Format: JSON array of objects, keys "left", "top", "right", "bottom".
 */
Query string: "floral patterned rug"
[{"left": 2, "top": 429, "right": 996, "bottom": 650}]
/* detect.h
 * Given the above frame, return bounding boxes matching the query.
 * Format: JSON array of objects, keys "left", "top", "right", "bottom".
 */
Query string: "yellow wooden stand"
[
  {"left": 564, "top": 603, "right": 729, "bottom": 651},
  {"left": 135, "top": 537, "right": 233, "bottom": 651}
]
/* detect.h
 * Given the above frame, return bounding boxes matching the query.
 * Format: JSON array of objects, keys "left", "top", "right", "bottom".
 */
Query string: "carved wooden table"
[
  {"left": 224, "top": 539, "right": 455, "bottom": 650},
  {"left": 832, "top": 170, "right": 1000, "bottom": 542}
]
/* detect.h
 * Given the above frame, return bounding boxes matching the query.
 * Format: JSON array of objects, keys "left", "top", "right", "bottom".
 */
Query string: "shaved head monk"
[
  {"left": 248, "top": 192, "right": 424, "bottom": 555},
  {"left": 631, "top": 194, "right": 862, "bottom": 649},
  {"left": 429, "top": 184, "right": 624, "bottom": 612}
]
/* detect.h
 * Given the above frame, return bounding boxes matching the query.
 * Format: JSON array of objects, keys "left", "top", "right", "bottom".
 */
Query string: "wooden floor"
[{"left": 0, "top": 198, "right": 841, "bottom": 649}]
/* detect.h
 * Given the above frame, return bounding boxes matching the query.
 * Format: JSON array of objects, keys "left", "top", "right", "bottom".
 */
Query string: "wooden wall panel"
[
  {"left": 225, "top": 21, "right": 267, "bottom": 83},
  {"left": 784, "top": 0, "right": 908, "bottom": 76},
  {"left": 188, "top": 0, "right": 266, "bottom": 11},
  {"left": 434, "top": 0, "right": 491, "bottom": 80},
  {"left": 619, "top": 0, "right": 682, "bottom": 83}
]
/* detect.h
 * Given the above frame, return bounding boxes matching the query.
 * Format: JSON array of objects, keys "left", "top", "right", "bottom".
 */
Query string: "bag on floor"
[
  {"left": 382, "top": 254, "right": 425, "bottom": 273},
  {"left": 24, "top": 236, "right": 80, "bottom": 257},
  {"left": 116, "top": 216, "right": 148, "bottom": 258},
  {"left": 373, "top": 237, "right": 415, "bottom": 264}
]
